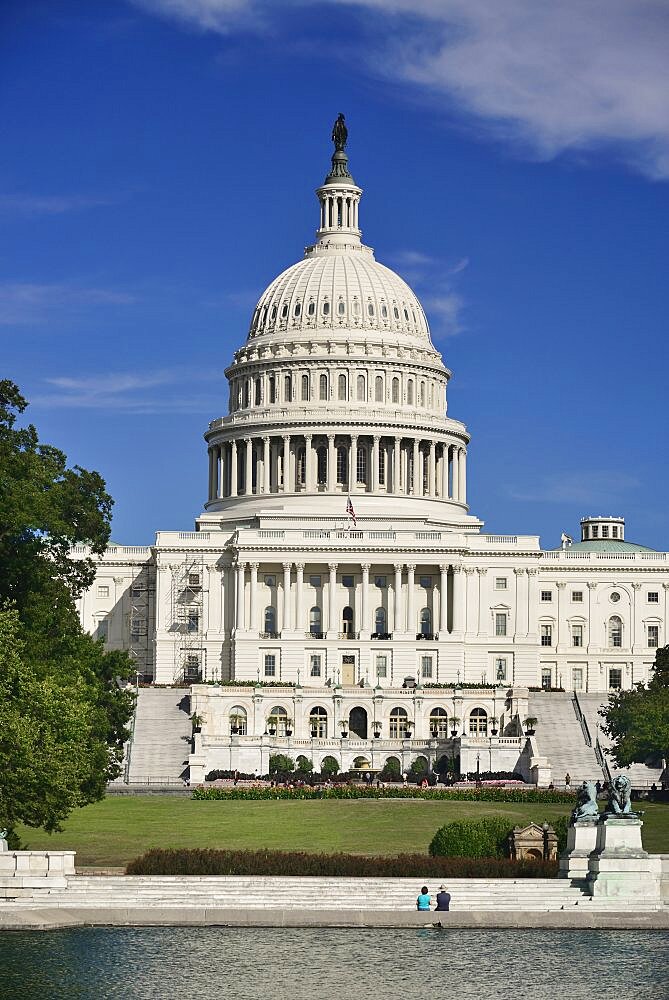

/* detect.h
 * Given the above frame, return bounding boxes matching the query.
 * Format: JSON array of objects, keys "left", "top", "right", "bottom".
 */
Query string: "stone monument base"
[
  {"left": 586, "top": 815, "right": 661, "bottom": 900},
  {"left": 558, "top": 818, "right": 598, "bottom": 881}
]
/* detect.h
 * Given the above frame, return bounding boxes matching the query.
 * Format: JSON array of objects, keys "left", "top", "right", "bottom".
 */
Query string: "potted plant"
[
  {"left": 285, "top": 716, "right": 294, "bottom": 737},
  {"left": 310, "top": 728, "right": 318, "bottom": 738},
  {"left": 430, "top": 726, "right": 438, "bottom": 738},
  {"left": 404, "top": 724, "right": 413, "bottom": 739},
  {"left": 338, "top": 720, "right": 349, "bottom": 739},
  {"left": 373, "top": 724, "right": 381, "bottom": 738},
  {"left": 524, "top": 716, "right": 538, "bottom": 736},
  {"left": 490, "top": 716, "right": 499, "bottom": 736},
  {"left": 190, "top": 712, "right": 204, "bottom": 734},
  {"left": 449, "top": 716, "right": 460, "bottom": 738},
  {"left": 267, "top": 714, "right": 278, "bottom": 736},
  {"left": 230, "top": 712, "right": 243, "bottom": 735}
]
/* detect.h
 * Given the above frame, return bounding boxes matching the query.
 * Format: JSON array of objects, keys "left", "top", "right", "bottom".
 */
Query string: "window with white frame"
[
  {"left": 648, "top": 592, "right": 659, "bottom": 604},
  {"left": 375, "top": 375, "right": 383, "bottom": 402},
  {"left": 337, "top": 374, "right": 347, "bottom": 401},
  {"left": 608, "top": 616, "right": 623, "bottom": 648},
  {"left": 572, "top": 624, "right": 583, "bottom": 647},
  {"left": 356, "top": 445, "right": 367, "bottom": 484},
  {"left": 374, "top": 607, "right": 387, "bottom": 634},
  {"left": 572, "top": 590, "right": 583, "bottom": 603},
  {"left": 310, "top": 654, "right": 322, "bottom": 677},
  {"left": 356, "top": 374, "right": 366, "bottom": 401},
  {"left": 540, "top": 624, "right": 553, "bottom": 646},
  {"left": 571, "top": 667, "right": 583, "bottom": 691},
  {"left": 309, "top": 706, "right": 328, "bottom": 737},
  {"left": 495, "top": 657, "right": 507, "bottom": 682},
  {"left": 468, "top": 708, "right": 488, "bottom": 735},
  {"left": 648, "top": 625, "right": 659, "bottom": 648},
  {"left": 375, "top": 576, "right": 387, "bottom": 588},
  {"left": 301, "top": 374, "right": 309, "bottom": 401},
  {"left": 264, "top": 606, "right": 277, "bottom": 634},
  {"left": 229, "top": 706, "right": 247, "bottom": 735},
  {"left": 264, "top": 654, "right": 276, "bottom": 677},
  {"left": 421, "top": 655, "right": 433, "bottom": 679},
  {"left": 375, "top": 654, "right": 387, "bottom": 678},
  {"left": 336, "top": 446, "right": 347, "bottom": 484},
  {"left": 96, "top": 619, "right": 108, "bottom": 640},
  {"left": 309, "top": 607, "right": 322, "bottom": 635},
  {"left": 378, "top": 447, "right": 386, "bottom": 485},
  {"left": 609, "top": 667, "right": 622, "bottom": 690},
  {"left": 391, "top": 377, "right": 399, "bottom": 403},
  {"left": 319, "top": 374, "right": 328, "bottom": 400},
  {"left": 495, "top": 577, "right": 507, "bottom": 590},
  {"left": 495, "top": 613, "right": 507, "bottom": 637},
  {"left": 541, "top": 590, "right": 552, "bottom": 602},
  {"left": 186, "top": 611, "right": 199, "bottom": 633},
  {"left": 389, "top": 707, "right": 409, "bottom": 738},
  {"left": 429, "top": 707, "right": 448, "bottom": 738},
  {"left": 97, "top": 585, "right": 109, "bottom": 598}
]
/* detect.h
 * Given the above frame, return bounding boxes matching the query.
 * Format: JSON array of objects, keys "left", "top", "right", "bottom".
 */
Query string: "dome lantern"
[{"left": 314, "top": 114, "right": 363, "bottom": 249}]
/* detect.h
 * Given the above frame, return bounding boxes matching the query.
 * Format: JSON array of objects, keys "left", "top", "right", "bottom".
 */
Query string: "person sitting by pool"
[
  {"left": 435, "top": 886, "right": 451, "bottom": 911},
  {"left": 416, "top": 886, "right": 431, "bottom": 911}
]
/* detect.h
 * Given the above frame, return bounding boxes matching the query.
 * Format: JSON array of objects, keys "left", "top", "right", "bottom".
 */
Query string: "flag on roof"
[{"left": 346, "top": 495, "right": 357, "bottom": 527}]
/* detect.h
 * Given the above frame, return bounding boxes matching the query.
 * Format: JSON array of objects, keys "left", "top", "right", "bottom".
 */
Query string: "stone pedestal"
[
  {"left": 586, "top": 815, "right": 661, "bottom": 901},
  {"left": 559, "top": 818, "right": 598, "bottom": 880}
]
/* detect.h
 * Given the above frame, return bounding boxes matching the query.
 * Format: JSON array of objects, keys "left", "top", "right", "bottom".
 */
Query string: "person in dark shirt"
[{"left": 435, "top": 886, "right": 451, "bottom": 911}]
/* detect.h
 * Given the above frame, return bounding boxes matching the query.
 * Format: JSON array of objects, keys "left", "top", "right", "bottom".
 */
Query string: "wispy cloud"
[
  {"left": 133, "top": 0, "right": 669, "bottom": 180},
  {"left": 0, "top": 194, "right": 117, "bottom": 217},
  {"left": 0, "top": 282, "right": 135, "bottom": 325},
  {"left": 32, "top": 369, "right": 224, "bottom": 414},
  {"left": 388, "top": 248, "right": 467, "bottom": 337},
  {"left": 508, "top": 471, "right": 640, "bottom": 506}
]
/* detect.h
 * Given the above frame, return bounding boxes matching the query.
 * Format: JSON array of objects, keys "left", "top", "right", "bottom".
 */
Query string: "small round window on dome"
[
  {"left": 610, "top": 592, "right": 621, "bottom": 603},
  {"left": 323, "top": 301, "right": 330, "bottom": 315}
]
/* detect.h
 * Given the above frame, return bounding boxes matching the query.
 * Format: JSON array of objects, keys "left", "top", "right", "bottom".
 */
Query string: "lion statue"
[
  {"left": 607, "top": 774, "right": 633, "bottom": 814},
  {"left": 571, "top": 780, "right": 599, "bottom": 823}
]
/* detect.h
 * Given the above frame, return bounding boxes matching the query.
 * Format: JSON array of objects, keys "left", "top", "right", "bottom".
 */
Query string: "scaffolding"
[
  {"left": 127, "top": 568, "right": 155, "bottom": 682},
  {"left": 171, "top": 554, "right": 207, "bottom": 683}
]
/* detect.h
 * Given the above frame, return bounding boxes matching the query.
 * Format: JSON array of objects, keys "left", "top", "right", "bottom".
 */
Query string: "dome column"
[
  {"left": 208, "top": 448, "right": 215, "bottom": 503},
  {"left": 372, "top": 435, "right": 380, "bottom": 494},
  {"left": 411, "top": 440, "right": 419, "bottom": 495},
  {"left": 393, "top": 564, "right": 403, "bottom": 633},
  {"left": 244, "top": 438, "right": 252, "bottom": 495},
  {"left": 305, "top": 434, "right": 314, "bottom": 492},
  {"left": 328, "top": 563, "right": 337, "bottom": 637},
  {"left": 406, "top": 564, "right": 416, "bottom": 635},
  {"left": 281, "top": 563, "right": 292, "bottom": 632},
  {"left": 230, "top": 440, "right": 238, "bottom": 497},
  {"left": 451, "top": 447, "right": 459, "bottom": 501},
  {"left": 263, "top": 436, "right": 270, "bottom": 493},
  {"left": 349, "top": 434, "right": 358, "bottom": 492},
  {"left": 281, "top": 435, "right": 289, "bottom": 492},
  {"left": 459, "top": 448, "right": 467, "bottom": 505},
  {"left": 441, "top": 445, "right": 448, "bottom": 500},
  {"left": 235, "top": 562, "right": 246, "bottom": 631},
  {"left": 393, "top": 437, "right": 401, "bottom": 495},
  {"left": 439, "top": 564, "right": 449, "bottom": 634},
  {"left": 327, "top": 434, "right": 336, "bottom": 493},
  {"left": 428, "top": 441, "right": 436, "bottom": 497}
]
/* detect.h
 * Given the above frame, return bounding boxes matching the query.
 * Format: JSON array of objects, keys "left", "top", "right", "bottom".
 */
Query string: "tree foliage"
[
  {"left": 600, "top": 645, "right": 669, "bottom": 768},
  {"left": 0, "top": 382, "right": 134, "bottom": 834},
  {"left": 269, "top": 754, "right": 295, "bottom": 775}
]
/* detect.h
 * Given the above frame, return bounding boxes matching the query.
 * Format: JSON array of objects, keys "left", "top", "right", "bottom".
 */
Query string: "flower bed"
[{"left": 192, "top": 785, "right": 575, "bottom": 803}]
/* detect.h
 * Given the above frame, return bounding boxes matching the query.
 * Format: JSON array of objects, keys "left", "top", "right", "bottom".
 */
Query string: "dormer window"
[
  {"left": 368, "top": 302, "right": 375, "bottom": 317},
  {"left": 323, "top": 300, "right": 330, "bottom": 315},
  {"left": 294, "top": 302, "right": 301, "bottom": 317},
  {"left": 308, "top": 301, "right": 315, "bottom": 316},
  {"left": 338, "top": 300, "right": 345, "bottom": 316},
  {"left": 281, "top": 303, "right": 288, "bottom": 318},
  {"left": 381, "top": 304, "right": 388, "bottom": 319}
]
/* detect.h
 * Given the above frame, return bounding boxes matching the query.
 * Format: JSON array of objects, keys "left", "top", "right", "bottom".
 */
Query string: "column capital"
[
  {"left": 282, "top": 433, "right": 290, "bottom": 442},
  {"left": 439, "top": 563, "right": 449, "bottom": 573},
  {"left": 556, "top": 581, "right": 566, "bottom": 589},
  {"left": 514, "top": 567, "right": 527, "bottom": 576},
  {"left": 587, "top": 581, "right": 598, "bottom": 590},
  {"left": 235, "top": 560, "right": 247, "bottom": 571},
  {"left": 452, "top": 564, "right": 464, "bottom": 574},
  {"left": 262, "top": 434, "right": 269, "bottom": 443},
  {"left": 464, "top": 566, "right": 476, "bottom": 576},
  {"left": 327, "top": 432, "right": 335, "bottom": 442},
  {"left": 526, "top": 568, "right": 539, "bottom": 577},
  {"left": 328, "top": 562, "right": 338, "bottom": 572},
  {"left": 249, "top": 562, "right": 259, "bottom": 572},
  {"left": 663, "top": 583, "right": 669, "bottom": 591},
  {"left": 406, "top": 563, "right": 416, "bottom": 573},
  {"left": 394, "top": 563, "right": 403, "bottom": 573},
  {"left": 361, "top": 563, "right": 370, "bottom": 573},
  {"left": 305, "top": 432, "right": 312, "bottom": 442},
  {"left": 295, "top": 562, "right": 305, "bottom": 572},
  {"left": 632, "top": 582, "right": 642, "bottom": 591},
  {"left": 476, "top": 567, "right": 487, "bottom": 576},
  {"left": 372, "top": 433, "right": 380, "bottom": 443}
]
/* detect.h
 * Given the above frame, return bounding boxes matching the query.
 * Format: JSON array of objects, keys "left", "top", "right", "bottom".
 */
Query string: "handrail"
[
  {"left": 572, "top": 692, "right": 592, "bottom": 747},
  {"left": 123, "top": 686, "right": 139, "bottom": 784},
  {"left": 595, "top": 737, "right": 613, "bottom": 784}
]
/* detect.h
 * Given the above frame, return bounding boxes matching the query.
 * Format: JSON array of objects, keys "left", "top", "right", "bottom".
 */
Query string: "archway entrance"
[{"left": 349, "top": 706, "right": 368, "bottom": 739}]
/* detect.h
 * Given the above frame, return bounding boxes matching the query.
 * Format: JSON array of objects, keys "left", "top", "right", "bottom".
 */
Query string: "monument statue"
[
  {"left": 570, "top": 780, "right": 599, "bottom": 823},
  {"left": 607, "top": 774, "right": 633, "bottom": 814},
  {"left": 332, "top": 113, "right": 348, "bottom": 151}
]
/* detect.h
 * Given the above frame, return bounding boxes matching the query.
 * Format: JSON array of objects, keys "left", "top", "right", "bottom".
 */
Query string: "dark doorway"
[{"left": 349, "top": 706, "right": 368, "bottom": 739}]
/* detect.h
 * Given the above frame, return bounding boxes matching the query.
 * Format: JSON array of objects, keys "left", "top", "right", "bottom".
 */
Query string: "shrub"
[
  {"left": 126, "top": 848, "right": 558, "bottom": 879},
  {"left": 429, "top": 817, "right": 513, "bottom": 858},
  {"left": 191, "top": 785, "right": 575, "bottom": 804},
  {"left": 269, "top": 754, "right": 294, "bottom": 775},
  {"left": 295, "top": 755, "right": 313, "bottom": 774},
  {"left": 551, "top": 814, "right": 569, "bottom": 854},
  {"left": 320, "top": 756, "right": 339, "bottom": 777}
]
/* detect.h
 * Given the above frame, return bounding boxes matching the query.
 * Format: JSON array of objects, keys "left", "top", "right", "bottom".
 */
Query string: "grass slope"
[{"left": 17, "top": 797, "right": 669, "bottom": 868}]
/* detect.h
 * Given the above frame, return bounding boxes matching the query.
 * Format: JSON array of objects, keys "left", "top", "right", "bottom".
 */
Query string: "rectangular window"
[
  {"left": 264, "top": 575, "right": 276, "bottom": 588},
  {"left": 648, "top": 625, "right": 659, "bottom": 648},
  {"left": 264, "top": 654, "right": 276, "bottom": 677},
  {"left": 541, "top": 590, "right": 552, "bottom": 602},
  {"left": 421, "top": 655, "right": 433, "bottom": 679},
  {"left": 97, "top": 619, "right": 108, "bottom": 640},
  {"left": 612, "top": 526, "right": 619, "bottom": 538},
  {"left": 592, "top": 526, "right": 599, "bottom": 538},
  {"left": 602, "top": 525, "right": 609, "bottom": 538},
  {"left": 419, "top": 576, "right": 432, "bottom": 589},
  {"left": 495, "top": 657, "right": 507, "bottom": 682},
  {"left": 572, "top": 625, "right": 583, "bottom": 647},
  {"left": 609, "top": 667, "right": 622, "bottom": 690},
  {"left": 342, "top": 575, "right": 354, "bottom": 589},
  {"left": 572, "top": 591, "right": 583, "bottom": 603},
  {"left": 541, "top": 666, "right": 552, "bottom": 690},
  {"left": 186, "top": 612, "right": 199, "bottom": 633},
  {"left": 541, "top": 624, "right": 553, "bottom": 646},
  {"left": 648, "top": 592, "right": 659, "bottom": 604},
  {"left": 572, "top": 667, "right": 583, "bottom": 690},
  {"left": 375, "top": 576, "right": 387, "bottom": 589},
  {"left": 378, "top": 448, "right": 386, "bottom": 486},
  {"left": 310, "top": 654, "right": 321, "bottom": 677},
  {"left": 131, "top": 585, "right": 143, "bottom": 599},
  {"left": 495, "top": 577, "right": 507, "bottom": 590},
  {"left": 97, "top": 585, "right": 110, "bottom": 598},
  {"left": 495, "top": 613, "right": 507, "bottom": 637},
  {"left": 309, "top": 575, "right": 321, "bottom": 589},
  {"left": 376, "top": 655, "right": 387, "bottom": 678},
  {"left": 188, "top": 572, "right": 201, "bottom": 588}
]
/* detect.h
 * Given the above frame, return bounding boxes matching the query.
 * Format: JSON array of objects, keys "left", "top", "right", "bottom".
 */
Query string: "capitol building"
[{"left": 75, "top": 122, "right": 667, "bottom": 785}]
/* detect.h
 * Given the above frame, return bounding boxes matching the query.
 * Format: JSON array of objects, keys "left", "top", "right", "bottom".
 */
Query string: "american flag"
[{"left": 346, "top": 495, "right": 357, "bottom": 527}]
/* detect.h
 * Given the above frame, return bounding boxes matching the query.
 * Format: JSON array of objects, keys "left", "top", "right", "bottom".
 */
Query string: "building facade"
[{"left": 75, "top": 127, "right": 668, "bottom": 780}]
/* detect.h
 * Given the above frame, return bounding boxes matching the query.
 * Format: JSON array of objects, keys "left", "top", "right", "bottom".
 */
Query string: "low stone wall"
[{"left": 0, "top": 852, "right": 76, "bottom": 899}]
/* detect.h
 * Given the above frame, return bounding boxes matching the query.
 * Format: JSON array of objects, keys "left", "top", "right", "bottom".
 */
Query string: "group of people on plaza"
[{"left": 416, "top": 886, "right": 451, "bottom": 912}]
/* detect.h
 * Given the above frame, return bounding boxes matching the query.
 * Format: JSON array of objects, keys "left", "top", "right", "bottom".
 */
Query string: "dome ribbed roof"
[{"left": 248, "top": 249, "right": 433, "bottom": 349}]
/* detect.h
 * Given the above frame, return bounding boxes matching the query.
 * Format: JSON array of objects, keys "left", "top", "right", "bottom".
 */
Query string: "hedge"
[
  {"left": 126, "top": 848, "right": 558, "bottom": 878},
  {"left": 191, "top": 785, "right": 575, "bottom": 803}
]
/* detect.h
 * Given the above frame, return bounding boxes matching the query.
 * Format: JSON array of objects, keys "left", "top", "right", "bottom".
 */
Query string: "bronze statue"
[
  {"left": 607, "top": 774, "right": 633, "bottom": 814},
  {"left": 571, "top": 781, "right": 599, "bottom": 823},
  {"left": 332, "top": 113, "right": 348, "bottom": 151}
]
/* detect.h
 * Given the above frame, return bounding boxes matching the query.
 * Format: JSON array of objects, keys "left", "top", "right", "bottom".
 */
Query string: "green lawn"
[{"left": 17, "top": 796, "right": 669, "bottom": 867}]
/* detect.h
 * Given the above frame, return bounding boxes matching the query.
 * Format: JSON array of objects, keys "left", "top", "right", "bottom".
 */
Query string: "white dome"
[{"left": 248, "top": 248, "right": 433, "bottom": 349}]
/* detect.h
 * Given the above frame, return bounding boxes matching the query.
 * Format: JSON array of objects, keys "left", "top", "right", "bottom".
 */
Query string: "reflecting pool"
[{"left": 0, "top": 927, "right": 667, "bottom": 1000}]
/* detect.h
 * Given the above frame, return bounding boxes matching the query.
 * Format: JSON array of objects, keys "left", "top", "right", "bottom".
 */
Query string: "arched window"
[
  {"left": 381, "top": 303, "right": 388, "bottom": 319},
  {"left": 368, "top": 302, "right": 375, "bottom": 317},
  {"left": 393, "top": 306, "right": 400, "bottom": 320},
  {"left": 407, "top": 380, "right": 414, "bottom": 405},
  {"left": 268, "top": 375, "right": 276, "bottom": 404},
  {"left": 308, "top": 300, "right": 315, "bottom": 317},
  {"left": 389, "top": 707, "right": 409, "bottom": 739},
  {"left": 357, "top": 374, "right": 366, "bottom": 401},
  {"left": 419, "top": 381, "right": 425, "bottom": 407},
  {"left": 429, "top": 708, "right": 448, "bottom": 738},
  {"left": 375, "top": 376, "right": 383, "bottom": 402},
  {"left": 391, "top": 377, "right": 399, "bottom": 403},
  {"left": 316, "top": 446, "right": 327, "bottom": 485},
  {"left": 356, "top": 445, "right": 367, "bottom": 484},
  {"left": 284, "top": 374, "right": 292, "bottom": 402},
  {"left": 281, "top": 303, "right": 288, "bottom": 318},
  {"left": 609, "top": 615, "right": 623, "bottom": 648},
  {"left": 419, "top": 607, "right": 432, "bottom": 636},
  {"left": 294, "top": 301, "right": 301, "bottom": 317},
  {"left": 264, "top": 606, "right": 276, "bottom": 635},
  {"left": 336, "top": 446, "right": 347, "bottom": 484},
  {"left": 301, "top": 374, "right": 310, "bottom": 401},
  {"left": 229, "top": 705, "right": 247, "bottom": 735},
  {"left": 268, "top": 705, "right": 288, "bottom": 736},
  {"left": 254, "top": 378, "right": 261, "bottom": 406},
  {"left": 309, "top": 606, "right": 322, "bottom": 636},
  {"left": 342, "top": 606, "right": 354, "bottom": 636},
  {"left": 243, "top": 381, "right": 250, "bottom": 408},
  {"left": 379, "top": 446, "right": 386, "bottom": 486},
  {"left": 468, "top": 708, "right": 488, "bottom": 735},
  {"left": 338, "top": 374, "right": 347, "bottom": 401},
  {"left": 309, "top": 706, "right": 328, "bottom": 738},
  {"left": 319, "top": 374, "right": 328, "bottom": 400},
  {"left": 338, "top": 299, "right": 345, "bottom": 316},
  {"left": 323, "top": 299, "right": 330, "bottom": 316},
  {"left": 297, "top": 446, "right": 306, "bottom": 486},
  {"left": 374, "top": 607, "right": 387, "bottom": 635}
]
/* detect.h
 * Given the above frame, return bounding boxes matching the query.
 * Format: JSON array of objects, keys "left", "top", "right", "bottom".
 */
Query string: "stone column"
[
  {"left": 305, "top": 434, "right": 313, "bottom": 492},
  {"left": 327, "top": 434, "right": 336, "bottom": 493},
  {"left": 235, "top": 562, "right": 246, "bottom": 630},
  {"left": 361, "top": 563, "right": 370, "bottom": 638},
  {"left": 245, "top": 438, "right": 252, "bottom": 495},
  {"left": 465, "top": 567, "right": 477, "bottom": 636},
  {"left": 281, "top": 562, "right": 292, "bottom": 632},
  {"left": 208, "top": 448, "right": 215, "bottom": 502},
  {"left": 394, "top": 564, "right": 403, "bottom": 633},
  {"left": 460, "top": 448, "right": 467, "bottom": 504},
  {"left": 282, "top": 435, "right": 290, "bottom": 493},
  {"left": 295, "top": 563, "right": 304, "bottom": 635},
  {"left": 263, "top": 436, "right": 270, "bottom": 493},
  {"left": 556, "top": 581, "right": 566, "bottom": 652},
  {"left": 411, "top": 440, "right": 419, "bottom": 495},
  {"left": 527, "top": 568, "right": 539, "bottom": 641},
  {"left": 230, "top": 440, "right": 238, "bottom": 497},
  {"left": 451, "top": 565, "right": 465, "bottom": 633},
  {"left": 406, "top": 564, "right": 416, "bottom": 635},
  {"left": 631, "top": 582, "right": 642, "bottom": 654},
  {"left": 328, "top": 563, "right": 338, "bottom": 636},
  {"left": 249, "top": 562, "right": 258, "bottom": 633},
  {"left": 428, "top": 441, "right": 436, "bottom": 497},
  {"left": 372, "top": 436, "right": 380, "bottom": 494},
  {"left": 349, "top": 434, "right": 358, "bottom": 490},
  {"left": 477, "top": 567, "right": 488, "bottom": 635},
  {"left": 452, "top": 447, "right": 459, "bottom": 501},
  {"left": 514, "top": 568, "right": 528, "bottom": 638},
  {"left": 393, "top": 437, "right": 401, "bottom": 494},
  {"left": 441, "top": 445, "right": 449, "bottom": 499},
  {"left": 439, "top": 564, "right": 449, "bottom": 633}
]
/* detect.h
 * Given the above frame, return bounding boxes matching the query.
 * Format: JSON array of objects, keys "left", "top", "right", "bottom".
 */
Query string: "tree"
[
  {"left": 600, "top": 646, "right": 669, "bottom": 768},
  {"left": 0, "top": 382, "right": 134, "bottom": 836},
  {"left": 268, "top": 754, "right": 295, "bottom": 776}
]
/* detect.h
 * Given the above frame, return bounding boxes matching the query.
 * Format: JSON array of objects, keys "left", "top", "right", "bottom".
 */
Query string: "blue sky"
[{"left": 2, "top": 0, "right": 668, "bottom": 548}]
